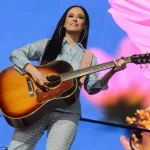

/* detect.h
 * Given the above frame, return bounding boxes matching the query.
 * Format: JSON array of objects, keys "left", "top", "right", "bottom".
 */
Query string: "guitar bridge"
[{"left": 26, "top": 77, "right": 34, "bottom": 97}]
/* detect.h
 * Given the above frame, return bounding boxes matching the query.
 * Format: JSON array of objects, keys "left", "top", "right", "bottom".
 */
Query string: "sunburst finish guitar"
[{"left": 0, "top": 53, "right": 150, "bottom": 128}]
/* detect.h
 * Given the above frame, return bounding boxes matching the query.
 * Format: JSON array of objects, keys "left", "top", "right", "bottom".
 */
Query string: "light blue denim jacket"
[{"left": 10, "top": 38, "right": 108, "bottom": 115}]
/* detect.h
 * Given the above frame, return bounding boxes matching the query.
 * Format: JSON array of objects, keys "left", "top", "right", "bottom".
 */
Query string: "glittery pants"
[{"left": 8, "top": 111, "right": 80, "bottom": 150}]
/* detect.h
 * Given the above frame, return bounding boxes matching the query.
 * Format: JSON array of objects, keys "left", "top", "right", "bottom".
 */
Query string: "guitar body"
[
  {"left": 0, "top": 60, "right": 78, "bottom": 128},
  {"left": 1, "top": 52, "right": 148, "bottom": 128}
]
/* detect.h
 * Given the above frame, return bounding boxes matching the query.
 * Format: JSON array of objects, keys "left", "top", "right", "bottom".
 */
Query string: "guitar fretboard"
[{"left": 61, "top": 57, "right": 131, "bottom": 81}]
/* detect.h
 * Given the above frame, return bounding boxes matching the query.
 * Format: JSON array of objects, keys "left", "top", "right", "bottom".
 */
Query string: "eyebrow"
[{"left": 68, "top": 13, "right": 84, "bottom": 16}]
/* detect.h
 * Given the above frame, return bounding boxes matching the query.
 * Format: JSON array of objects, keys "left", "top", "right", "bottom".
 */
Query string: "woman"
[{"left": 8, "top": 5, "right": 126, "bottom": 150}]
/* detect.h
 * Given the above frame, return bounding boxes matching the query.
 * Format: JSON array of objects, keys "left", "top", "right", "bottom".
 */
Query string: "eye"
[
  {"left": 79, "top": 16, "right": 83, "bottom": 19},
  {"left": 78, "top": 15, "right": 84, "bottom": 20},
  {"left": 68, "top": 15, "right": 73, "bottom": 18}
]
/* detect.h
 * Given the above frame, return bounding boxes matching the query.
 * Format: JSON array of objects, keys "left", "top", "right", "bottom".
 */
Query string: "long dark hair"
[{"left": 40, "top": 5, "right": 90, "bottom": 65}]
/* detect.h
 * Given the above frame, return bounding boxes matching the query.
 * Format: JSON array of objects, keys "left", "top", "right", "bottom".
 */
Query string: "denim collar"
[{"left": 62, "top": 37, "right": 85, "bottom": 52}]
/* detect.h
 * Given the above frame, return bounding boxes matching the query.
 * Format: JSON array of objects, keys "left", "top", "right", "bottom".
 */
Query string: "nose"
[{"left": 73, "top": 16, "right": 77, "bottom": 22}]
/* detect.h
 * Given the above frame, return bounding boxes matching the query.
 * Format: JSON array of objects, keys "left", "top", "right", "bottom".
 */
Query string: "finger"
[
  {"left": 44, "top": 81, "right": 49, "bottom": 86},
  {"left": 120, "top": 136, "right": 140, "bottom": 150},
  {"left": 120, "top": 64, "right": 126, "bottom": 69},
  {"left": 118, "top": 60, "right": 122, "bottom": 64},
  {"left": 118, "top": 59, "right": 125, "bottom": 65},
  {"left": 131, "top": 142, "right": 141, "bottom": 150},
  {"left": 41, "top": 84, "right": 49, "bottom": 91},
  {"left": 38, "top": 80, "right": 49, "bottom": 90},
  {"left": 118, "top": 61, "right": 126, "bottom": 70},
  {"left": 42, "top": 84, "right": 49, "bottom": 90},
  {"left": 113, "top": 60, "right": 118, "bottom": 66},
  {"left": 41, "top": 80, "right": 49, "bottom": 88},
  {"left": 120, "top": 136, "right": 132, "bottom": 150},
  {"left": 41, "top": 77, "right": 49, "bottom": 86}
]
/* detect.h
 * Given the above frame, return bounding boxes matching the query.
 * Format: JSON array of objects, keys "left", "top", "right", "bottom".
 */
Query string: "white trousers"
[{"left": 8, "top": 111, "right": 80, "bottom": 150}]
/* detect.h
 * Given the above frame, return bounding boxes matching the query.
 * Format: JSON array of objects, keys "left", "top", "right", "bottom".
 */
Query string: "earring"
[
  {"left": 59, "top": 25, "right": 65, "bottom": 38},
  {"left": 80, "top": 29, "right": 86, "bottom": 43}
]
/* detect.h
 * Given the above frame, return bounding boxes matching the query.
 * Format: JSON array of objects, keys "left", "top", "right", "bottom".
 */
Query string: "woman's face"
[{"left": 64, "top": 7, "right": 86, "bottom": 35}]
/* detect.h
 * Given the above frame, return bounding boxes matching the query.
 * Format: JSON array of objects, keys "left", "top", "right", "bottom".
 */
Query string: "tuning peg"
[
  {"left": 146, "top": 51, "right": 149, "bottom": 56},
  {"left": 140, "top": 64, "right": 142, "bottom": 69},
  {"left": 146, "top": 64, "right": 148, "bottom": 68}
]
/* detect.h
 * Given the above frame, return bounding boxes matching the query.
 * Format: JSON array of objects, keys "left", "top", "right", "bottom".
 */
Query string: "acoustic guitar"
[{"left": 0, "top": 53, "right": 149, "bottom": 128}]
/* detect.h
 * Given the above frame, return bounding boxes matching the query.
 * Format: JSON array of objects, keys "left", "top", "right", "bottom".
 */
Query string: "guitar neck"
[{"left": 61, "top": 57, "right": 131, "bottom": 81}]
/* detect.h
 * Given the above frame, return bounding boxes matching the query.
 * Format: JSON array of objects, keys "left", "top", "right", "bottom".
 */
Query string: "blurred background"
[{"left": 0, "top": 0, "right": 150, "bottom": 149}]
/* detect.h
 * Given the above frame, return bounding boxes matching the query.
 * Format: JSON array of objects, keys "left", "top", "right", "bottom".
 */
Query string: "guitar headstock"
[{"left": 130, "top": 53, "right": 150, "bottom": 66}]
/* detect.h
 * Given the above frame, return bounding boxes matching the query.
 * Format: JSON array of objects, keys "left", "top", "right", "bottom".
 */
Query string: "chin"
[{"left": 67, "top": 29, "right": 81, "bottom": 35}]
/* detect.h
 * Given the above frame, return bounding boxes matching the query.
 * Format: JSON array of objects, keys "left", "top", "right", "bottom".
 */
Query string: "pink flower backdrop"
[
  {"left": 0, "top": 0, "right": 150, "bottom": 149},
  {"left": 81, "top": 0, "right": 150, "bottom": 123},
  {"left": 109, "top": 0, "right": 150, "bottom": 53}
]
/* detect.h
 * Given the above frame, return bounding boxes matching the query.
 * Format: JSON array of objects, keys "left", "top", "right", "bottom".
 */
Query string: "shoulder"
[
  {"left": 84, "top": 49, "right": 98, "bottom": 63},
  {"left": 36, "top": 38, "right": 50, "bottom": 45},
  {"left": 28, "top": 38, "right": 51, "bottom": 49},
  {"left": 84, "top": 49, "right": 96, "bottom": 58}
]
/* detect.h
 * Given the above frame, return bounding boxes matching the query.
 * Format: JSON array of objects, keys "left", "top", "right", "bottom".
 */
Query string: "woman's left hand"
[{"left": 111, "top": 58, "right": 126, "bottom": 73}]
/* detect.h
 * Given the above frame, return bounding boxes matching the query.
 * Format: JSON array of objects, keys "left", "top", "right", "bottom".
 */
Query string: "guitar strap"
[{"left": 79, "top": 50, "right": 93, "bottom": 84}]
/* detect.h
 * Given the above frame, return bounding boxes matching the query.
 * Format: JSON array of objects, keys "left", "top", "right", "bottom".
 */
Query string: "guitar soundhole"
[{"left": 46, "top": 74, "right": 61, "bottom": 88}]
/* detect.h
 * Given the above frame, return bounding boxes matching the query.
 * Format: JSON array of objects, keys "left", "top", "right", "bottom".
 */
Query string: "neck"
[{"left": 65, "top": 32, "right": 80, "bottom": 48}]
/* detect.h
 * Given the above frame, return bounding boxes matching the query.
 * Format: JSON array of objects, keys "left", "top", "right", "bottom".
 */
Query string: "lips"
[{"left": 70, "top": 23, "right": 78, "bottom": 27}]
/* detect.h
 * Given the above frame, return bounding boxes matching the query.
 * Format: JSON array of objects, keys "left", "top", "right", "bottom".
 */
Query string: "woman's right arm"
[
  {"left": 10, "top": 38, "right": 49, "bottom": 89},
  {"left": 10, "top": 39, "right": 49, "bottom": 73}
]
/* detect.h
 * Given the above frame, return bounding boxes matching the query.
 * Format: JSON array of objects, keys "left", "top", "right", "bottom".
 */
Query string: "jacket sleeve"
[
  {"left": 9, "top": 38, "right": 49, "bottom": 74},
  {"left": 83, "top": 55, "right": 108, "bottom": 95}
]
